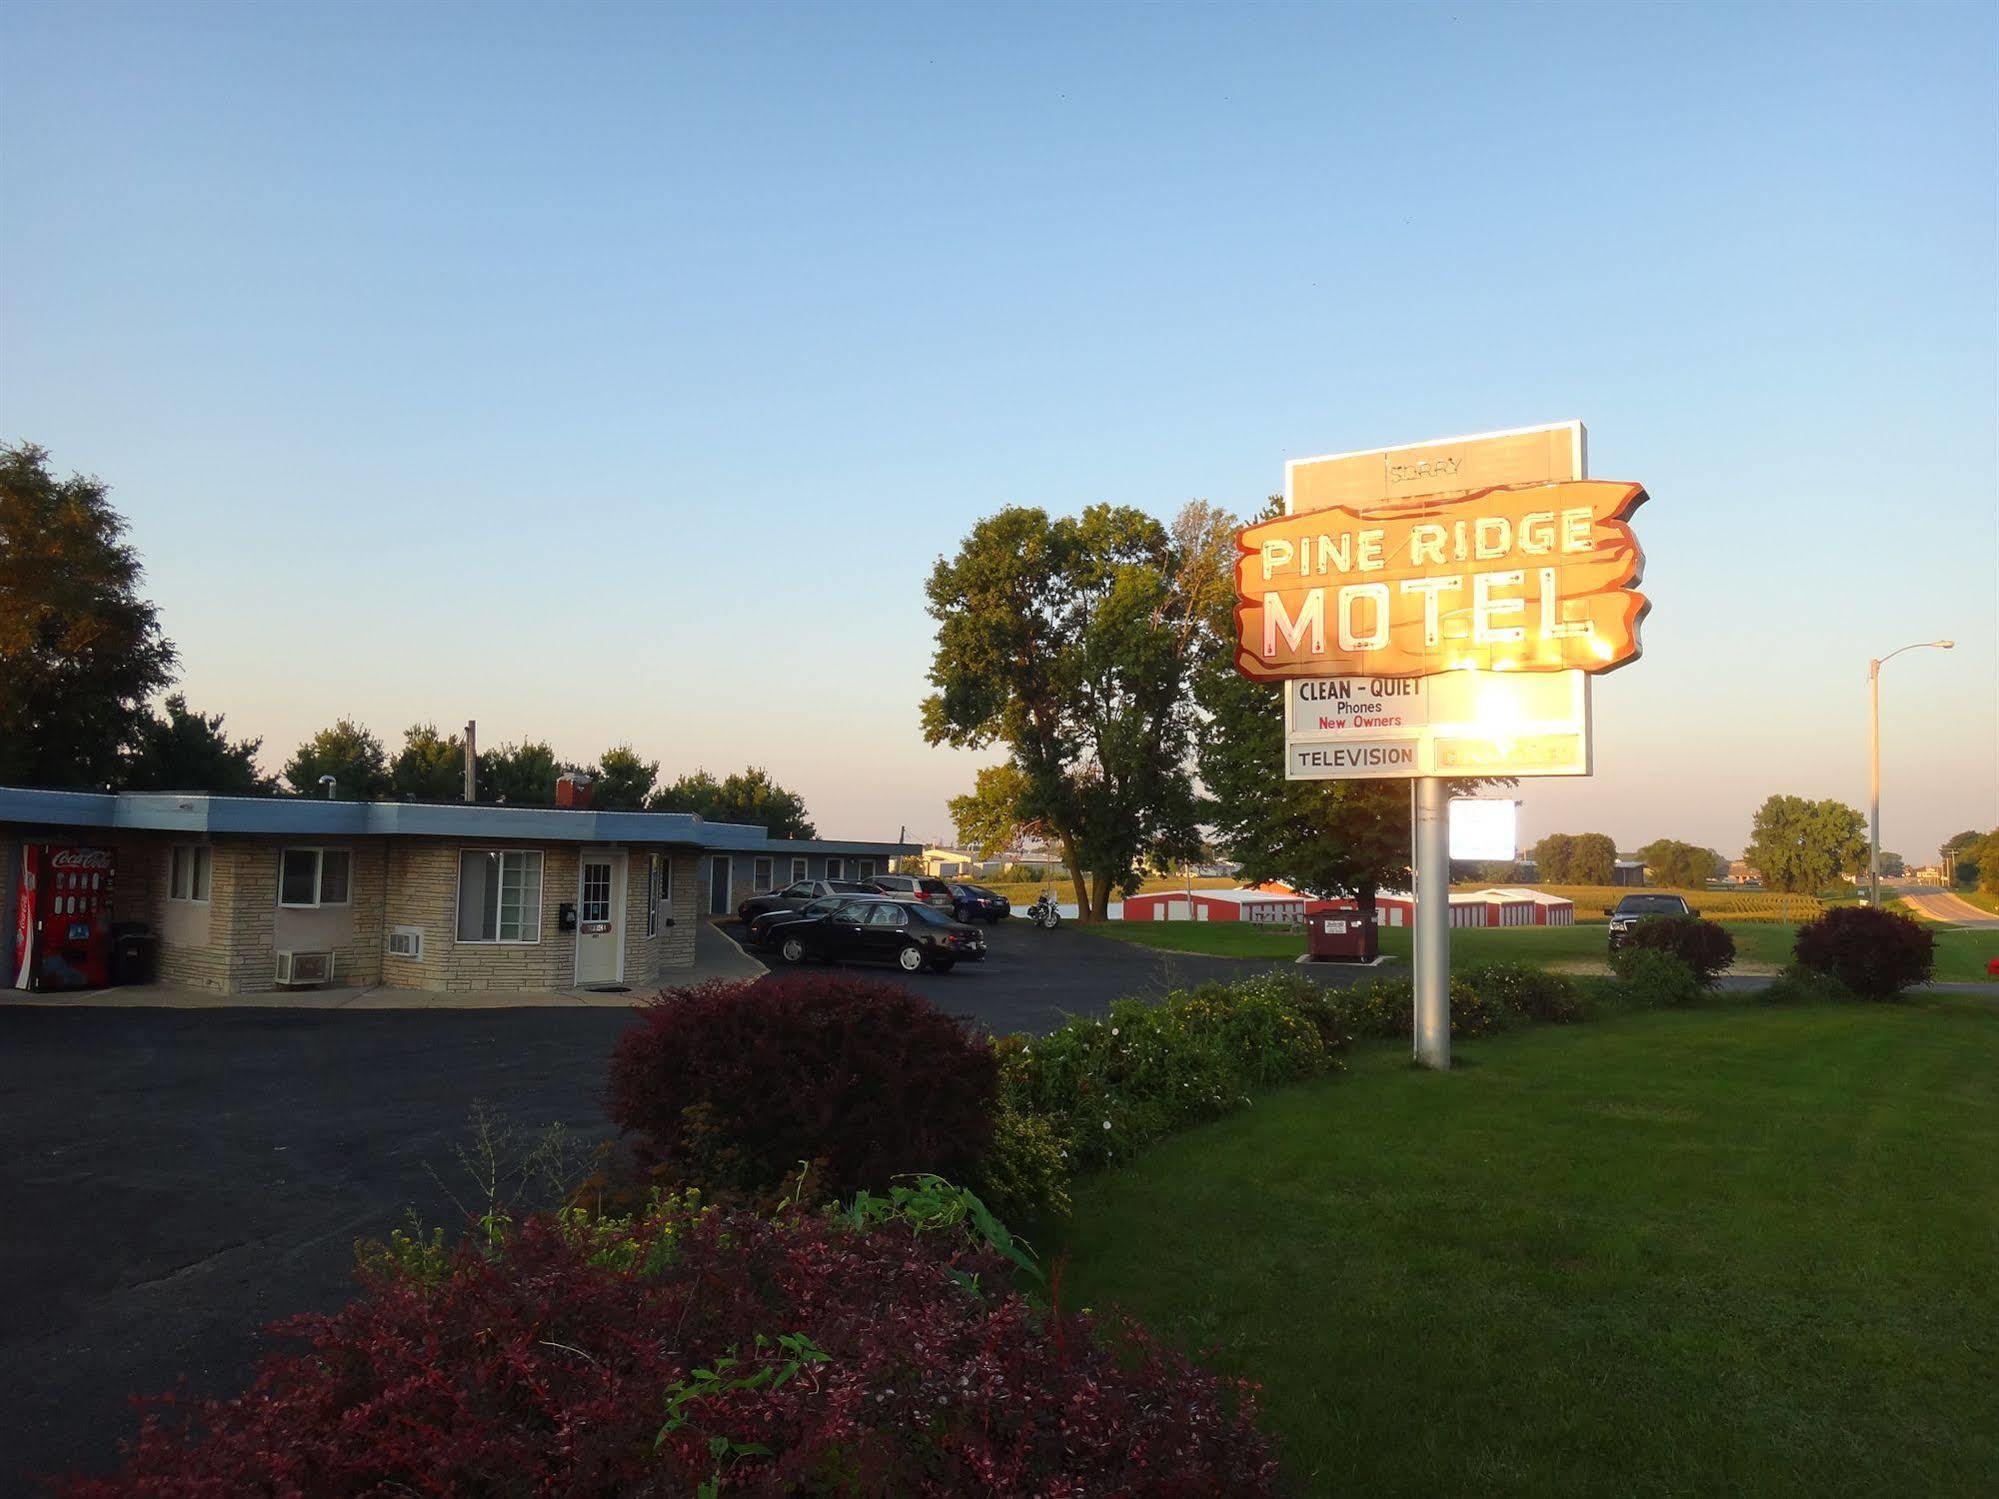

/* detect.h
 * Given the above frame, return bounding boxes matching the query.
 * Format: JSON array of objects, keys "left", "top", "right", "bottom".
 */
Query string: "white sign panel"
[
  {"left": 1285, "top": 669, "right": 1591, "bottom": 780},
  {"left": 1449, "top": 799, "right": 1519, "bottom": 861}
]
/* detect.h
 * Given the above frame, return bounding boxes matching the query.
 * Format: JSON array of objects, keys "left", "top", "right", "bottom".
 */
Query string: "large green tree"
[
  {"left": 282, "top": 718, "right": 391, "bottom": 799},
  {"left": 391, "top": 723, "right": 467, "bottom": 801},
  {"left": 1530, "top": 831, "right": 1616, "bottom": 885},
  {"left": 1567, "top": 832, "right": 1618, "bottom": 886},
  {"left": 121, "top": 694, "right": 274, "bottom": 795},
  {"left": 1960, "top": 830, "right": 1999, "bottom": 897},
  {"left": 0, "top": 442, "right": 177, "bottom": 786},
  {"left": 1744, "top": 794, "right": 1868, "bottom": 895},
  {"left": 592, "top": 745, "right": 659, "bottom": 811},
  {"left": 923, "top": 502, "right": 1217, "bottom": 920},
  {"left": 648, "top": 767, "right": 816, "bottom": 839},
  {"left": 1639, "top": 838, "right": 1723, "bottom": 891},
  {"left": 478, "top": 740, "right": 576, "bottom": 806},
  {"left": 1941, "top": 829, "right": 1984, "bottom": 888},
  {"left": 948, "top": 762, "right": 1050, "bottom": 858},
  {"left": 1529, "top": 833, "right": 1576, "bottom": 883}
]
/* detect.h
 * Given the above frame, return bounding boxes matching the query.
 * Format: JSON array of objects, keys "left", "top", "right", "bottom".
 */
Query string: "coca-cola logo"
[{"left": 49, "top": 847, "right": 114, "bottom": 871}]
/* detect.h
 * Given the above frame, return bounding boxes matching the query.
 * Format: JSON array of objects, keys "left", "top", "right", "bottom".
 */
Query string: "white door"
[{"left": 574, "top": 850, "right": 626, "bottom": 986}]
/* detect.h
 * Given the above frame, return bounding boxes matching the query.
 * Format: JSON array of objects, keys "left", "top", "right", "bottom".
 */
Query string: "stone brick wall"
[
  {"left": 618, "top": 848, "right": 700, "bottom": 990},
  {"left": 381, "top": 839, "right": 584, "bottom": 993},
  {"left": 9, "top": 829, "right": 708, "bottom": 996}
]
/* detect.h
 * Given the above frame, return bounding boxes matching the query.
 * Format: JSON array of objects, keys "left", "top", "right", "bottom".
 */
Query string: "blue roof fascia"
[
  {"left": 751, "top": 837, "right": 919, "bottom": 858},
  {"left": 0, "top": 787, "right": 759, "bottom": 849}
]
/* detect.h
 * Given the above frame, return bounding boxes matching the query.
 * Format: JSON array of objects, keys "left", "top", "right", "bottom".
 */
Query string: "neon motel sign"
[{"left": 1232, "top": 478, "right": 1650, "bottom": 681}]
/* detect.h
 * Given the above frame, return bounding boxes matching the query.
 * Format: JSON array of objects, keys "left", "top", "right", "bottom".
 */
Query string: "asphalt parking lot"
[
  {"left": 723, "top": 913, "right": 1336, "bottom": 1035},
  {"left": 0, "top": 921, "right": 1331, "bottom": 1492}
]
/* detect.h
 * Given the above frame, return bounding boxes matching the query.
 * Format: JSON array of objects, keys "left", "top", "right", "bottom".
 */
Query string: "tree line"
[
  {"left": 0, "top": 443, "right": 815, "bottom": 840},
  {"left": 1942, "top": 828, "right": 1999, "bottom": 895}
]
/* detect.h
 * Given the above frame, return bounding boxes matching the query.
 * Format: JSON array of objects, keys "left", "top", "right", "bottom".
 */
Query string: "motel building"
[{"left": 1, "top": 786, "right": 910, "bottom": 997}]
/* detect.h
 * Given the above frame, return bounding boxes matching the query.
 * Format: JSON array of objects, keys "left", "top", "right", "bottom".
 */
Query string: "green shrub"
[
  {"left": 1760, "top": 962, "right": 1856, "bottom": 1005},
  {"left": 1793, "top": 905, "right": 1935, "bottom": 999},
  {"left": 1324, "top": 974, "right": 1506, "bottom": 1040},
  {"left": 1458, "top": 961, "right": 1589, "bottom": 1024},
  {"left": 1611, "top": 948, "right": 1703, "bottom": 1007},
  {"left": 1619, "top": 915, "right": 1735, "bottom": 987},
  {"left": 1001, "top": 973, "right": 1345, "bottom": 1172},
  {"left": 976, "top": 1093, "right": 1072, "bottom": 1225}
]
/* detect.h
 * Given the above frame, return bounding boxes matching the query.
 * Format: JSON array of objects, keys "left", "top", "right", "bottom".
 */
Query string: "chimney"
[
  {"left": 463, "top": 720, "right": 477, "bottom": 803},
  {"left": 556, "top": 771, "right": 594, "bottom": 810}
]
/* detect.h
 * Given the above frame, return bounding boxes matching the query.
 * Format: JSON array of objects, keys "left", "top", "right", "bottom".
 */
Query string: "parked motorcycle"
[{"left": 1028, "top": 889, "right": 1062, "bottom": 929}]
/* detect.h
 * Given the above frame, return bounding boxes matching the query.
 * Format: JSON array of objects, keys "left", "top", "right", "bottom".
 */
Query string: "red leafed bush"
[
  {"left": 58, "top": 1203, "right": 1281, "bottom": 1496},
  {"left": 607, "top": 973, "right": 997, "bottom": 1199},
  {"left": 1793, "top": 904, "right": 1935, "bottom": 998}
]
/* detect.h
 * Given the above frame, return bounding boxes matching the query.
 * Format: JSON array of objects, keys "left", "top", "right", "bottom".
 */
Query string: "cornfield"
[{"left": 1491, "top": 885, "right": 1832, "bottom": 924}]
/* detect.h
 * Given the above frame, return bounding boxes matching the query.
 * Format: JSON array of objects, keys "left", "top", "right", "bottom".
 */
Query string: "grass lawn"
[
  {"left": 1084, "top": 917, "right": 1999, "bottom": 982},
  {"left": 1085, "top": 918, "right": 1799, "bottom": 971},
  {"left": 1929, "top": 925, "right": 1999, "bottom": 981},
  {"left": 1054, "top": 998, "right": 1999, "bottom": 1497}
]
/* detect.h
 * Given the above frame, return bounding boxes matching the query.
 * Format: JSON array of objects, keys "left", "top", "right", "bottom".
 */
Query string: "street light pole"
[{"left": 1868, "top": 640, "right": 1954, "bottom": 907}]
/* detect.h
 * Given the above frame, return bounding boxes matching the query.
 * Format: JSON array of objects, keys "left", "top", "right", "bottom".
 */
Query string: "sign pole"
[{"left": 1412, "top": 776, "right": 1451, "bottom": 1069}]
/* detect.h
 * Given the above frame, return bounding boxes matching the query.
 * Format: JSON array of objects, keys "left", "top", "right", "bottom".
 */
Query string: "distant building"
[
  {"left": 1120, "top": 883, "right": 1574, "bottom": 928},
  {"left": 918, "top": 846, "right": 980, "bottom": 879},
  {"left": 1612, "top": 859, "right": 1647, "bottom": 887}
]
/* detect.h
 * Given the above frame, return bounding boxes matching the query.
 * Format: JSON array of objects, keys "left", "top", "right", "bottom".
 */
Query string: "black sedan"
[
  {"left": 771, "top": 898, "right": 987, "bottom": 973},
  {"left": 744, "top": 893, "right": 882, "bottom": 949},
  {"left": 737, "top": 878, "right": 881, "bottom": 926},
  {"left": 948, "top": 883, "right": 1011, "bottom": 922}
]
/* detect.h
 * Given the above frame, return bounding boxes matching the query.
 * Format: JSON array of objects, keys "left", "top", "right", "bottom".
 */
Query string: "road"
[{"left": 1899, "top": 888, "right": 1999, "bottom": 927}]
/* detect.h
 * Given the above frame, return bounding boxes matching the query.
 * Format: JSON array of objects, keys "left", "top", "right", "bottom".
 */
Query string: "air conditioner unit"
[
  {"left": 386, "top": 926, "right": 423, "bottom": 960},
  {"left": 275, "top": 949, "right": 335, "bottom": 987}
]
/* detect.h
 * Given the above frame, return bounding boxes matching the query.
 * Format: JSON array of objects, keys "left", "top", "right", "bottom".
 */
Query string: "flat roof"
[{"left": 0, "top": 786, "right": 913, "bottom": 857}]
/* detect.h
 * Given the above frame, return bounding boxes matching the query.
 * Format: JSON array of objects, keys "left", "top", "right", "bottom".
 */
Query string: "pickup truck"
[{"left": 1606, "top": 893, "right": 1696, "bottom": 949}]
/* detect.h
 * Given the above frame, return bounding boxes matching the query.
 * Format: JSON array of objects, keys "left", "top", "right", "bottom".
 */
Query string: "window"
[
  {"left": 646, "top": 855, "right": 661, "bottom": 937},
  {"left": 580, "top": 861, "right": 612, "bottom": 924},
  {"left": 867, "top": 904, "right": 909, "bottom": 928},
  {"left": 825, "top": 857, "right": 844, "bottom": 880},
  {"left": 857, "top": 859, "right": 876, "bottom": 880},
  {"left": 790, "top": 857, "right": 808, "bottom": 882},
  {"left": 456, "top": 849, "right": 543, "bottom": 943},
  {"left": 753, "top": 857, "right": 773, "bottom": 893},
  {"left": 279, "top": 847, "right": 351, "bottom": 908},
  {"left": 169, "top": 845, "right": 211, "bottom": 903}
]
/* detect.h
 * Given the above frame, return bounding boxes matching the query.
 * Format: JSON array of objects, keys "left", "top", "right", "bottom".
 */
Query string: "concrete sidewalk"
[{"left": 2, "top": 917, "right": 767, "bottom": 1010}]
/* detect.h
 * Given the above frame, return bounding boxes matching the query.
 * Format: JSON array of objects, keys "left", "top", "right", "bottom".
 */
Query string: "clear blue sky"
[{"left": 4, "top": 1, "right": 1994, "bottom": 861}]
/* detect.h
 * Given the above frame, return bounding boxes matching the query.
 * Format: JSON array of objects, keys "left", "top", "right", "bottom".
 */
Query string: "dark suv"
[
  {"left": 1606, "top": 893, "right": 1695, "bottom": 949},
  {"left": 868, "top": 874, "right": 956, "bottom": 910}
]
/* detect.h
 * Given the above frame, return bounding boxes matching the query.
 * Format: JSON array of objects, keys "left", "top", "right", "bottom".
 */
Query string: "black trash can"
[{"left": 111, "top": 926, "right": 157, "bottom": 986}]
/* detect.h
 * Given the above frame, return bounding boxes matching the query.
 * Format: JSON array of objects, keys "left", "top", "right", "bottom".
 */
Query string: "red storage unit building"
[{"left": 1122, "top": 887, "right": 1308, "bottom": 924}]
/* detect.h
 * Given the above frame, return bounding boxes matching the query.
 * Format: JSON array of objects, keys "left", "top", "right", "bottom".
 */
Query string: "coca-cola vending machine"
[{"left": 12, "top": 844, "right": 116, "bottom": 991}]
